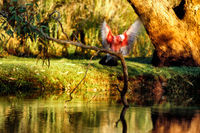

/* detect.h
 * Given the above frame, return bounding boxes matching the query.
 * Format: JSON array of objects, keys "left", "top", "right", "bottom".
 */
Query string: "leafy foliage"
[
  {"left": 0, "top": 0, "right": 41, "bottom": 42},
  {"left": 0, "top": 0, "right": 153, "bottom": 58},
  {"left": 0, "top": 0, "right": 66, "bottom": 58}
]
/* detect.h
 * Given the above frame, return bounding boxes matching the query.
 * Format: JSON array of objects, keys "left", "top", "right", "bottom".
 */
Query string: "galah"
[{"left": 99, "top": 18, "right": 142, "bottom": 66}]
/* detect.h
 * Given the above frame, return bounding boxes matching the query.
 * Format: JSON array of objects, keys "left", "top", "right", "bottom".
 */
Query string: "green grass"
[
  {"left": 0, "top": 56, "right": 117, "bottom": 100},
  {"left": 0, "top": 56, "right": 200, "bottom": 105}
]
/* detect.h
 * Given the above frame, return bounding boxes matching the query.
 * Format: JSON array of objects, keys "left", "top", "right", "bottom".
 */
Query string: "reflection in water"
[
  {"left": 116, "top": 107, "right": 128, "bottom": 133},
  {"left": 0, "top": 99, "right": 199, "bottom": 133},
  {"left": 151, "top": 109, "right": 200, "bottom": 133}
]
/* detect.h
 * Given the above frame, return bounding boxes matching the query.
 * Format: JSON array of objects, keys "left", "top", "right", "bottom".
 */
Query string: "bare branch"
[
  {"left": 31, "top": 18, "right": 130, "bottom": 107},
  {"left": 115, "top": 106, "right": 128, "bottom": 132},
  {"left": 49, "top": 11, "right": 70, "bottom": 40},
  {"left": 112, "top": 84, "right": 122, "bottom": 93},
  {"left": 58, "top": 20, "right": 69, "bottom": 40},
  {"left": 65, "top": 50, "right": 100, "bottom": 102},
  {"left": 41, "top": 32, "right": 129, "bottom": 106}
]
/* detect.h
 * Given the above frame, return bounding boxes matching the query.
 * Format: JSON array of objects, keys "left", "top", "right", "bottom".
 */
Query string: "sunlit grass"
[{"left": 0, "top": 56, "right": 200, "bottom": 101}]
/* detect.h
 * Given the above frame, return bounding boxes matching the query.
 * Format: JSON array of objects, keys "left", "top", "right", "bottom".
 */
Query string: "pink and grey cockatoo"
[{"left": 99, "top": 18, "right": 142, "bottom": 66}]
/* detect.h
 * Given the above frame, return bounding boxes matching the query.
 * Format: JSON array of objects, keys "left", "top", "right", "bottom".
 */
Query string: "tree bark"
[{"left": 128, "top": 0, "right": 200, "bottom": 66}]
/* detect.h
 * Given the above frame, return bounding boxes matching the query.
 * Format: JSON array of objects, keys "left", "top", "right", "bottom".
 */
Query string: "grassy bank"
[{"left": 0, "top": 56, "right": 200, "bottom": 105}]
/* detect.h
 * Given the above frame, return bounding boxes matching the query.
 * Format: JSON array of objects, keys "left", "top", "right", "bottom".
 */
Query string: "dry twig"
[{"left": 65, "top": 50, "right": 100, "bottom": 102}]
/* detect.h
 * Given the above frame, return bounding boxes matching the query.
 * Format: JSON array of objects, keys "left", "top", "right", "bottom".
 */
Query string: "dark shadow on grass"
[
  {"left": 76, "top": 56, "right": 153, "bottom": 77},
  {"left": 125, "top": 57, "right": 152, "bottom": 64},
  {"left": 78, "top": 56, "right": 153, "bottom": 79}
]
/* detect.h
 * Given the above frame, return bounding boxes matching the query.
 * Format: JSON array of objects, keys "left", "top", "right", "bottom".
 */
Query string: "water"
[{"left": 0, "top": 99, "right": 199, "bottom": 133}]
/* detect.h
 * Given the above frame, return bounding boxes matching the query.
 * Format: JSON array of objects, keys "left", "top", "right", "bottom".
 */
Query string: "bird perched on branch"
[{"left": 99, "top": 18, "right": 142, "bottom": 66}]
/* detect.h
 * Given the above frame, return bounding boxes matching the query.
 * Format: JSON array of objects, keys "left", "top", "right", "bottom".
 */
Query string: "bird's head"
[{"left": 116, "top": 35, "right": 124, "bottom": 43}]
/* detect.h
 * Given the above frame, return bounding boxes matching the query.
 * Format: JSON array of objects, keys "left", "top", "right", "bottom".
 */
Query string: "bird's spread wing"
[
  {"left": 101, "top": 21, "right": 114, "bottom": 49},
  {"left": 120, "top": 18, "right": 142, "bottom": 55}
]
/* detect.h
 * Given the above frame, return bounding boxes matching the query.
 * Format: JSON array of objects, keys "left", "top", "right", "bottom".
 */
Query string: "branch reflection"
[{"left": 116, "top": 106, "right": 129, "bottom": 133}]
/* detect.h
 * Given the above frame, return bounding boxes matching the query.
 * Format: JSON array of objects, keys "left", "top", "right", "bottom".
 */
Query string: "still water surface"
[{"left": 0, "top": 99, "right": 199, "bottom": 133}]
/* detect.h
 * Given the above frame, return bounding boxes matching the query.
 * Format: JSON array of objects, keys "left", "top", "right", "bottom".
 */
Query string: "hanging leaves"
[{"left": 0, "top": 0, "right": 51, "bottom": 42}]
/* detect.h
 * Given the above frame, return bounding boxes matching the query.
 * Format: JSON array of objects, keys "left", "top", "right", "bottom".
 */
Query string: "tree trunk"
[{"left": 128, "top": 0, "right": 200, "bottom": 66}]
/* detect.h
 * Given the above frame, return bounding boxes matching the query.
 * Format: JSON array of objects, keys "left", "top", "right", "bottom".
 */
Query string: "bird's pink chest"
[{"left": 111, "top": 34, "right": 128, "bottom": 52}]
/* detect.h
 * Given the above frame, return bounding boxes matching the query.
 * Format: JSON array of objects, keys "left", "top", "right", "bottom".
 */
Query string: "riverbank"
[{"left": 0, "top": 56, "right": 200, "bottom": 106}]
